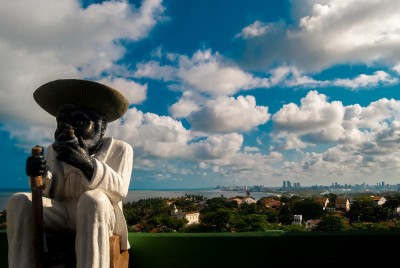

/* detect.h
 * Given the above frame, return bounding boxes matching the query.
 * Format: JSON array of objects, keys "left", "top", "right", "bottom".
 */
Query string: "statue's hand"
[
  {"left": 53, "top": 136, "right": 94, "bottom": 179},
  {"left": 26, "top": 153, "right": 46, "bottom": 177}
]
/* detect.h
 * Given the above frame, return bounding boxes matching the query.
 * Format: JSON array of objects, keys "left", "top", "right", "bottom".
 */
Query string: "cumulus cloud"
[
  {"left": 243, "top": 146, "right": 260, "bottom": 152},
  {"left": 237, "top": 0, "right": 400, "bottom": 73},
  {"left": 104, "top": 106, "right": 278, "bottom": 181},
  {"left": 134, "top": 49, "right": 270, "bottom": 96},
  {"left": 273, "top": 90, "right": 344, "bottom": 134},
  {"left": 333, "top": 71, "right": 398, "bottom": 89},
  {"left": 189, "top": 133, "right": 243, "bottom": 160},
  {"left": 4, "top": 0, "right": 400, "bottom": 187},
  {"left": 105, "top": 104, "right": 271, "bottom": 176},
  {"left": 98, "top": 77, "right": 147, "bottom": 104},
  {"left": 188, "top": 95, "right": 270, "bottom": 133},
  {"left": 134, "top": 60, "right": 177, "bottom": 81},
  {"left": 168, "top": 91, "right": 205, "bottom": 118},
  {"left": 234, "top": 20, "right": 271, "bottom": 39},
  {"left": 267, "top": 66, "right": 398, "bottom": 90},
  {"left": 135, "top": 49, "right": 273, "bottom": 125},
  {"left": 108, "top": 108, "right": 189, "bottom": 158},
  {"left": 270, "top": 90, "right": 400, "bottom": 182},
  {"left": 272, "top": 91, "right": 366, "bottom": 148},
  {"left": 0, "top": 0, "right": 164, "bottom": 149}
]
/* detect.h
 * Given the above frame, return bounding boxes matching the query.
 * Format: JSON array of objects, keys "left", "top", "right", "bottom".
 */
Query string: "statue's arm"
[{"left": 83, "top": 140, "right": 133, "bottom": 203}]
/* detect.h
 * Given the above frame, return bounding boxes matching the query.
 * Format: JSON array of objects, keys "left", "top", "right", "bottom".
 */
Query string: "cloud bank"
[{"left": 2, "top": 0, "right": 400, "bottom": 188}]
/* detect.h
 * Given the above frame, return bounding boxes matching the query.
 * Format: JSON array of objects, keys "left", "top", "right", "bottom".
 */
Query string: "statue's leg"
[
  {"left": 75, "top": 190, "right": 115, "bottom": 268},
  {"left": 6, "top": 192, "right": 69, "bottom": 268}
]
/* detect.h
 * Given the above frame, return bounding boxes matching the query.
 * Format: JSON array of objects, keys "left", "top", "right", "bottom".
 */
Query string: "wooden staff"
[{"left": 30, "top": 145, "right": 44, "bottom": 268}]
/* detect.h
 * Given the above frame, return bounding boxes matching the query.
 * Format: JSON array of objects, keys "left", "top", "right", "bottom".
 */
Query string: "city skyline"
[{"left": 2, "top": 0, "right": 400, "bottom": 189}]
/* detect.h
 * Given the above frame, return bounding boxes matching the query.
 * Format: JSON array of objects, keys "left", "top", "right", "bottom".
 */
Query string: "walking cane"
[{"left": 30, "top": 145, "right": 44, "bottom": 268}]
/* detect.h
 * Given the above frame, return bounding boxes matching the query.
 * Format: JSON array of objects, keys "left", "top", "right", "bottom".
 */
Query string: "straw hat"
[{"left": 33, "top": 79, "right": 129, "bottom": 122}]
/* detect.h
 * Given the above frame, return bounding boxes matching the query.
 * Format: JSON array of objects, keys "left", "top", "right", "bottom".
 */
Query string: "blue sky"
[{"left": 2, "top": 0, "right": 400, "bottom": 190}]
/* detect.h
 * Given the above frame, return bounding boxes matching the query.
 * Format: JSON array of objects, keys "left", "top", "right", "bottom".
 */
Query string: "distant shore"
[{"left": 0, "top": 188, "right": 275, "bottom": 211}]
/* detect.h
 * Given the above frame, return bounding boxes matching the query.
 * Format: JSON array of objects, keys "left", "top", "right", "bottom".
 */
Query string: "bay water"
[{"left": 0, "top": 188, "right": 274, "bottom": 211}]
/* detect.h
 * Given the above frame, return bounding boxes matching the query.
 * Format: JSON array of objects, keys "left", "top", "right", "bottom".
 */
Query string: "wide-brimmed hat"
[{"left": 33, "top": 79, "right": 129, "bottom": 122}]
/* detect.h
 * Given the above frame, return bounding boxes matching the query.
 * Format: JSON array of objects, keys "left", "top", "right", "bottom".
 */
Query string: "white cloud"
[
  {"left": 243, "top": 146, "right": 260, "bottom": 152},
  {"left": 98, "top": 77, "right": 147, "bottom": 104},
  {"left": 134, "top": 60, "right": 177, "bottom": 81},
  {"left": 270, "top": 90, "right": 400, "bottom": 183},
  {"left": 105, "top": 107, "right": 278, "bottom": 180},
  {"left": 189, "top": 133, "right": 243, "bottom": 160},
  {"left": 333, "top": 71, "right": 398, "bottom": 89},
  {"left": 178, "top": 50, "right": 270, "bottom": 96},
  {"left": 273, "top": 90, "right": 344, "bottom": 134},
  {"left": 270, "top": 66, "right": 291, "bottom": 85},
  {"left": 0, "top": 0, "right": 164, "bottom": 148},
  {"left": 134, "top": 49, "right": 270, "bottom": 96},
  {"left": 239, "top": 0, "right": 400, "bottom": 73},
  {"left": 188, "top": 95, "right": 270, "bottom": 133},
  {"left": 393, "top": 64, "right": 400, "bottom": 74},
  {"left": 168, "top": 91, "right": 204, "bottom": 118},
  {"left": 4, "top": 0, "right": 400, "bottom": 187},
  {"left": 108, "top": 108, "right": 189, "bottom": 158},
  {"left": 234, "top": 20, "right": 271, "bottom": 39}
]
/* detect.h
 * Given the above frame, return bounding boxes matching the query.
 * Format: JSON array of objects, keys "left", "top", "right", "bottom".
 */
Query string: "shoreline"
[{"left": 0, "top": 188, "right": 275, "bottom": 211}]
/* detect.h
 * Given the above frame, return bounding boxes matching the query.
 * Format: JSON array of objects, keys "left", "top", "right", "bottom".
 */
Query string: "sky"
[{"left": 2, "top": 0, "right": 400, "bottom": 190}]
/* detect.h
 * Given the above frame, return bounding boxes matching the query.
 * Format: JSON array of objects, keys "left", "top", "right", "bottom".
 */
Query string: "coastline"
[{"left": 0, "top": 188, "right": 274, "bottom": 211}]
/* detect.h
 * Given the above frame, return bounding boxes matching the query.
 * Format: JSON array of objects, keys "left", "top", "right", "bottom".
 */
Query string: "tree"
[
  {"left": 278, "top": 205, "right": 293, "bottom": 225},
  {"left": 323, "top": 193, "right": 337, "bottom": 203},
  {"left": 239, "top": 202, "right": 267, "bottom": 215},
  {"left": 346, "top": 198, "right": 374, "bottom": 223},
  {"left": 172, "top": 199, "right": 196, "bottom": 212},
  {"left": 146, "top": 214, "right": 187, "bottom": 232},
  {"left": 292, "top": 199, "right": 323, "bottom": 221},
  {"left": 314, "top": 214, "right": 347, "bottom": 231},
  {"left": 239, "top": 214, "right": 270, "bottom": 232},
  {"left": 201, "top": 207, "right": 233, "bottom": 231},
  {"left": 203, "top": 197, "right": 238, "bottom": 212}
]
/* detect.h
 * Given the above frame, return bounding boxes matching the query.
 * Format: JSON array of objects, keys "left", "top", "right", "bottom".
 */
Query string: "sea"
[{"left": 0, "top": 188, "right": 274, "bottom": 211}]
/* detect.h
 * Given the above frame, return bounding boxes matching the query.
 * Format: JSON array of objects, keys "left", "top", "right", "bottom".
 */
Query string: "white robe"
[{"left": 7, "top": 137, "right": 133, "bottom": 268}]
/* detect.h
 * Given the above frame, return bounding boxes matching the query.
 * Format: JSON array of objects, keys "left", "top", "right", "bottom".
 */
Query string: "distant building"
[
  {"left": 229, "top": 196, "right": 256, "bottom": 206},
  {"left": 293, "top": 215, "right": 302, "bottom": 225},
  {"left": 243, "top": 197, "right": 256, "bottom": 205},
  {"left": 325, "top": 202, "right": 336, "bottom": 213},
  {"left": 258, "top": 197, "right": 282, "bottom": 209},
  {"left": 394, "top": 207, "right": 400, "bottom": 218},
  {"left": 335, "top": 198, "right": 350, "bottom": 212},
  {"left": 315, "top": 197, "right": 330, "bottom": 210},
  {"left": 170, "top": 204, "right": 200, "bottom": 225},
  {"left": 370, "top": 196, "right": 386, "bottom": 206},
  {"left": 184, "top": 212, "right": 200, "bottom": 225},
  {"left": 306, "top": 219, "right": 320, "bottom": 231}
]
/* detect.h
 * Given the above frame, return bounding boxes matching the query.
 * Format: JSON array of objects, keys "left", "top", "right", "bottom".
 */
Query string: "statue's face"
[{"left": 54, "top": 104, "right": 107, "bottom": 154}]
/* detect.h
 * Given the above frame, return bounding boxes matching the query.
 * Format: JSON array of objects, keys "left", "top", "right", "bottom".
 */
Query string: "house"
[
  {"left": 229, "top": 196, "right": 256, "bottom": 206},
  {"left": 170, "top": 204, "right": 200, "bottom": 225},
  {"left": 325, "top": 202, "right": 336, "bottom": 213},
  {"left": 315, "top": 197, "right": 330, "bottom": 210},
  {"left": 292, "top": 215, "right": 302, "bottom": 225},
  {"left": 184, "top": 212, "right": 200, "bottom": 225},
  {"left": 306, "top": 219, "right": 320, "bottom": 231},
  {"left": 242, "top": 197, "right": 257, "bottom": 205},
  {"left": 231, "top": 197, "right": 244, "bottom": 205},
  {"left": 258, "top": 197, "right": 282, "bottom": 209},
  {"left": 393, "top": 207, "right": 400, "bottom": 218},
  {"left": 335, "top": 198, "right": 350, "bottom": 212},
  {"left": 370, "top": 196, "right": 386, "bottom": 206}
]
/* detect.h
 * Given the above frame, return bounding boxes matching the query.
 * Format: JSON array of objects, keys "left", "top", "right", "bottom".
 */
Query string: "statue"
[{"left": 6, "top": 79, "right": 133, "bottom": 268}]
